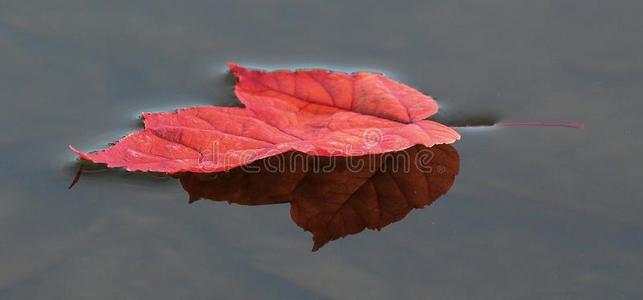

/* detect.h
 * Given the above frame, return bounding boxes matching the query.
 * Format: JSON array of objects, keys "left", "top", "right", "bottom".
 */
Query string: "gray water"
[{"left": 1, "top": 1, "right": 642, "bottom": 299}]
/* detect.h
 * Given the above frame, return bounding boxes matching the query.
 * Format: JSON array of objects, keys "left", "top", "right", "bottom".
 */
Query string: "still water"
[{"left": 1, "top": 1, "right": 642, "bottom": 299}]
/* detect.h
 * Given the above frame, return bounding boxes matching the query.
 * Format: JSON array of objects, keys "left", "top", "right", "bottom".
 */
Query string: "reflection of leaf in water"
[{"left": 179, "top": 144, "right": 459, "bottom": 251}]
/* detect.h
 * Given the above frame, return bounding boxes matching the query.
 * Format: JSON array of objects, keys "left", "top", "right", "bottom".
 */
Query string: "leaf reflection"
[{"left": 179, "top": 144, "right": 459, "bottom": 251}]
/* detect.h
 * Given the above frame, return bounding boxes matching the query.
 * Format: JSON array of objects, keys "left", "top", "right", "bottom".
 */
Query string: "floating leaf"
[{"left": 71, "top": 64, "right": 459, "bottom": 173}]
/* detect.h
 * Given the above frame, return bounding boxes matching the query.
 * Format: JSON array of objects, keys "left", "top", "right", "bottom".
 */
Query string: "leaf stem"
[{"left": 496, "top": 121, "right": 584, "bottom": 129}]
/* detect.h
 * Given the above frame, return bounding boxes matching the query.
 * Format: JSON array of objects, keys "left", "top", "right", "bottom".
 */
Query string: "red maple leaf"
[
  {"left": 180, "top": 144, "right": 459, "bottom": 251},
  {"left": 70, "top": 64, "right": 459, "bottom": 173}
]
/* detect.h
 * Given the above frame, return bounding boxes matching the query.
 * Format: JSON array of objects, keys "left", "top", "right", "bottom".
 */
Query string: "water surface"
[{"left": 1, "top": 1, "right": 642, "bottom": 299}]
